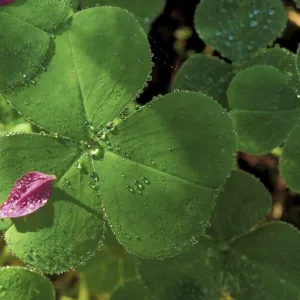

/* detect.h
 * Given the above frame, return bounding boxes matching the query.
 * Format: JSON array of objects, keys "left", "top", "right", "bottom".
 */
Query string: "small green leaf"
[
  {"left": 226, "top": 222, "right": 300, "bottom": 299},
  {"left": 139, "top": 236, "right": 222, "bottom": 300},
  {"left": 208, "top": 170, "right": 271, "bottom": 241},
  {"left": 0, "top": 0, "right": 71, "bottom": 32},
  {"left": 97, "top": 91, "right": 236, "bottom": 257},
  {"left": 5, "top": 7, "right": 151, "bottom": 140},
  {"left": 228, "top": 65, "right": 300, "bottom": 154},
  {"left": 245, "top": 47, "right": 299, "bottom": 94},
  {"left": 0, "top": 13, "right": 50, "bottom": 91},
  {"left": 0, "top": 266, "right": 55, "bottom": 300},
  {"left": 78, "top": 245, "right": 124, "bottom": 293},
  {"left": 195, "top": 0, "right": 287, "bottom": 62},
  {"left": 80, "top": 0, "right": 165, "bottom": 32},
  {"left": 172, "top": 54, "right": 234, "bottom": 108},
  {"left": 111, "top": 279, "right": 152, "bottom": 300}
]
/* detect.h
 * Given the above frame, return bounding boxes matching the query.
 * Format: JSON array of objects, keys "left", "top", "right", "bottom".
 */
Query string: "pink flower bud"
[
  {"left": 0, "top": 172, "right": 56, "bottom": 218},
  {"left": 0, "top": 0, "right": 14, "bottom": 6}
]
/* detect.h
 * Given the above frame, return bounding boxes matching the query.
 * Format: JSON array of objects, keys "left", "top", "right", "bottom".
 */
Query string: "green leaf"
[
  {"left": 139, "top": 236, "right": 222, "bottom": 300},
  {"left": 0, "top": 13, "right": 50, "bottom": 91},
  {"left": 77, "top": 245, "right": 125, "bottom": 293},
  {"left": 0, "top": 0, "right": 72, "bottom": 90},
  {"left": 226, "top": 222, "right": 300, "bottom": 299},
  {"left": 0, "top": 266, "right": 55, "bottom": 300},
  {"left": 172, "top": 54, "right": 234, "bottom": 108},
  {"left": 111, "top": 279, "right": 152, "bottom": 300},
  {"left": 208, "top": 170, "right": 271, "bottom": 241},
  {"left": 245, "top": 47, "right": 299, "bottom": 94},
  {"left": 279, "top": 46, "right": 300, "bottom": 192},
  {"left": 80, "top": 0, "right": 165, "bottom": 32},
  {"left": 77, "top": 226, "right": 138, "bottom": 293},
  {"left": 194, "top": 0, "right": 287, "bottom": 62},
  {"left": 96, "top": 91, "right": 236, "bottom": 257},
  {"left": 5, "top": 7, "right": 151, "bottom": 140},
  {"left": 228, "top": 65, "right": 300, "bottom": 154},
  {"left": 139, "top": 172, "right": 300, "bottom": 299},
  {"left": 0, "top": 133, "right": 103, "bottom": 274},
  {"left": 0, "top": 0, "right": 71, "bottom": 32},
  {"left": 279, "top": 126, "right": 300, "bottom": 193}
]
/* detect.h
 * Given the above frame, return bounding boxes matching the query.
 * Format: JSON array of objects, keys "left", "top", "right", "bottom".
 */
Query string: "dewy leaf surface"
[
  {"left": 0, "top": 266, "right": 55, "bottom": 300},
  {"left": 226, "top": 222, "right": 300, "bottom": 299},
  {"left": 0, "top": 13, "right": 50, "bottom": 91},
  {"left": 208, "top": 170, "right": 271, "bottom": 241},
  {"left": 97, "top": 91, "right": 236, "bottom": 257},
  {"left": 0, "top": 0, "right": 72, "bottom": 90},
  {"left": 80, "top": 0, "right": 165, "bottom": 32},
  {"left": 139, "top": 171, "right": 300, "bottom": 299},
  {"left": 195, "top": 0, "right": 287, "bottom": 62},
  {"left": 5, "top": 7, "right": 151, "bottom": 140},
  {"left": 228, "top": 65, "right": 300, "bottom": 154},
  {"left": 0, "top": 0, "right": 71, "bottom": 32},
  {"left": 0, "top": 171, "right": 56, "bottom": 218},
  {"left": 245, "top": 48, "right": 299, "bottom": 95},
  {"left": 0, "top": 133, "right": 103, "bottom": 273},
  {"left": 172, "top": 54, "right": 234, "bottom": 108}
]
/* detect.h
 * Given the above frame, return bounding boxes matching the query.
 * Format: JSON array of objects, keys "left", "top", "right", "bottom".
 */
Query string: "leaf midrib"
[{"left": 107, "top": 150, "right": 216, "bottom": 191}]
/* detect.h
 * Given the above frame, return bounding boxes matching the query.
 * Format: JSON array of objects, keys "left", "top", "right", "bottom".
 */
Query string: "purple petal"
[
  {"left": 0, "top": 172, "right": 56, "bottom": 219},
  {"left": 0, "top": 0, "right": 14, "bottom": 6}
]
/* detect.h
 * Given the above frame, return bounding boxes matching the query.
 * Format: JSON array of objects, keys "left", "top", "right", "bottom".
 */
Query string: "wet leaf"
[
  {"left": 228, "top": 65, "right": 300, "bottom": 154},
  {"left": 195, "top": 0, "right": 287, "bottom": 62},
  {"left": 0, "top": 266, "right": 55, "bottom": 300},
  {"left": 0, "top": 171, "right": 56, "bottom": 218}
]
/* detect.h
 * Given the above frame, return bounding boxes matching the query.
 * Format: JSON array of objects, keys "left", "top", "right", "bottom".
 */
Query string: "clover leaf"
[
  {"left": 172, "top": 53, "right": 234, "bottom": 108},
  {"left": 139, "top": 170, "right": 300, "bottom": 299},
  {"left": 0, "top": 0, "right": 72, "bottom": 91},
  {"left": 80, "top": 0, "right": 165, "bottom": 32},
  {"left": 228, "top": 65, "right": 300, "bottom": 155},
  {"left": 0, "top": 266, "right": 55, "bottom": 300},
  {"left": 0, "top": 6, "right": 236, "bottom": 273},
  {"left": 194, "top": 0, "right": 287, "bottom": 63}
]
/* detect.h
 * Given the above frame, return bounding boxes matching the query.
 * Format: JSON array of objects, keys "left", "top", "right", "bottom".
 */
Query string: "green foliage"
[
  {"left": 172, "top": 54, "right": 234, "bottom": 108},
  {"left": 195, "top": 0, "right": 287, "bottom": 63},
  {"left": 139, "top": 171, "right": 300, "bottom": 299},
  {"left": 0, "top": 0, "right": 71, "bottom": 91},
  {"left": 0, "top": 4, "right": 236, "bottom": 272},
  {"left": 2, "top": 0, "right": 300, "bottom": 298},
  {"left": 80, "top": 0, "right": 165, "bottom": 32},
  {"left": 228, "top": 65, "right": 300, "bottom": 154},
  {"left": 0, "top": 267, "right": 55, "bottom": 300}
]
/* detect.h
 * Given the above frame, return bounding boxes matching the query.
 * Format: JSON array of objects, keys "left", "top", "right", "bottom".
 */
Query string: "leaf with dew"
[{"left": 0, "top": 171, "right": 56, "bottom": 218}]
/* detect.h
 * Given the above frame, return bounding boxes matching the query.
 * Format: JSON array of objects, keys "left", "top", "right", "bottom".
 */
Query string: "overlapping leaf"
[
  {"left": 80, "top": 0, "right": 165, "bottom": 32},
  {"left": 0, "top": 6, "right": 236, "bottom": 272},
  {"left": 228, "top": 65, "right": 300, "bottom": 154},
  {"left": 0, "top": 0, "right": 71, "bottom": 90},
  {"left": 0, "top": 266, "right": 55, "bottom": 300},
  {"left": 172, "top": 54, "right": 234, "bottom": 108},
  {"left": 195, "top": 0, "right": 287, "bottom": 62},
  {"left": 139, "top": 170, "right": 300, "bottom": 299}
]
